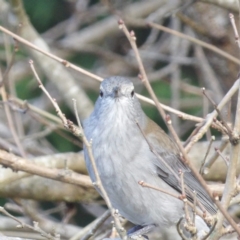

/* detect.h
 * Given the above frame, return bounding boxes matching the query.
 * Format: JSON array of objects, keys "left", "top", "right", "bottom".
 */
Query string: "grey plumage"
[{"left": 83, "top": 76, "right": 216, "bottom": 235}]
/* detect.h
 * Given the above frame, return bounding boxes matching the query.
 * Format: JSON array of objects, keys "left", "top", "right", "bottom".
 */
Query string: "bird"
[{"left": 83, "top": 76, "right": 216, "bottom": 239}]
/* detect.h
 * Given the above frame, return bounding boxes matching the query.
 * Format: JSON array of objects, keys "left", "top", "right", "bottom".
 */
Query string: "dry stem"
[
  {"left": 30, "top": 60, "right": 127, "bottom": 239},
  {"left": 119, "top": 19, "right": 240, "bottom": 236},
  {"left": 229, "top": 13, "right": 240, "bottom": 49},
  {"left": 0, "top": 24, "right": 222, "bottom": 126},
  {"left": 0, "top": 206, "right": 57, "bottom": 240},
  {"left": 148, "top": 22, "right": 240, "bottom": 65}
]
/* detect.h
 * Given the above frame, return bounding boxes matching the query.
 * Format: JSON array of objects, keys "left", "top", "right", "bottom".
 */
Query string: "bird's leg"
[
  {"left": 128, "top": 224, "right": 156, "bottom": 239},
  {"left": 103, "top": 225, "right": 155, "bottom": 240}
]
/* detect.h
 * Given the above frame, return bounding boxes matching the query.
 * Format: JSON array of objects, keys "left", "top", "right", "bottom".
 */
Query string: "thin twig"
[
  {"left": 29, "top": 60, "right": 126, "bottom": 239},
  {"left": 203, "top": 137, "right": 229, "bottom": 173},
  {"left": 0, "top": 24, "right": 236, "bottom": 139},
  {"left": 148, "top": 22, "right": 240, "bottom": 65},
  {"left": 185, "top": 78, "right": 240, "bottom": 153},
  {"left": 192, "top": 191, "right": 197, "bottom": 227},
  {"left": 179, "top": 171, "right": 192, "bottom": 226},
  {"left": 10, "top": 98, "right": 64, "bottom": 127},
  {"left": 138, "top": 180, "right": 204, "bottom": 218},
  {"left": 0, "top": 206, "right": 57, "bottom": 240},
  {"left": 0, "top": 26, "right": 102, "bottom": 82},
  {"left": 0, "top": 70, "right": 26, "bottom": 158},
  {"left": 29, "top": 60, "right": 68, "bottom": 127},
  {"left": 229, "top": 13, "right": 240, "bottom": 49},
  {"left": 119, "top": 19, "right": 240, "bottom": 235},
  {"left": 179, "top": 170, "right": 198, "bottom": 239},
  {"left": 176, "top": 217, "right": 189, "bottom": 240},
  {"left": 136, "top": 119, "right": 208, "bottom": 218},
  {"left": 169, "top": 17, "right": 181, "bottom": 133},
  {"left": 183, "top": 124, "right": 203, "bottom": 148},
  {"left": 202, "top": 88, "right": 233, "bottom": 140},
  {"left": 138, "top": 180, "right": 180, "bottom": 199},
  {"left": 135, "top": 121, "right": 180, "bottom": 181},
  {"left": 81, "top": 210, "right": 111, "bottom": 240},
  {"left": 137, "top": 94, "right": 203, "bottom": 123},
  {"left": 0, "top": 24, "right": 223, "bottom": 127},
  {"left": 0, "top": 39, "right": 17, "bottom": 88},
  {"left": 208, "top": 12, "right": 240, "bottom": 238},
  {"left": 201, "top": 219, "right": 218, "bottom": 240},
  {"left": 215, "top": 148, "right": 229, "bottom": 167},
  {"left": 199, "top": 136, "right": 215, "bottom": 175},
  {"left": 4, "top": 25, "right": 25, "bottom": 139},
  {"left": 72, "top": 99, "right": 127, "bottom": 239},
  {"left": 127, "top": 17, "right": 240, "bottom": 65}
]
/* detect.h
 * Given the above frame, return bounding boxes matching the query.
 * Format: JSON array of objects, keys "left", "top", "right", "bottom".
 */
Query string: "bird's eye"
[
  {"left": 100, "top": 91, "right": 103, "bottom": 98},
  {"left": 131, "top": 90, "right": 134, "bottom": 97}
]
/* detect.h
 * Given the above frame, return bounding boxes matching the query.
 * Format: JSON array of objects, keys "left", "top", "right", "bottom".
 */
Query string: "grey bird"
[{"left": 83, "top": 76, "right": 216, "bottom": 239}]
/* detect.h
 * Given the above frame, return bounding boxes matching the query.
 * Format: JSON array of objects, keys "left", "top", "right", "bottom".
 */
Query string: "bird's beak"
[{"left": 114, "top": 87, "right": 120, "bottom": 98}]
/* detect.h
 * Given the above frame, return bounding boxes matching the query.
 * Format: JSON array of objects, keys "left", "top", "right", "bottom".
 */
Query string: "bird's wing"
[{"left": 144, "top": 117, "right": 216, "bottom": 215}]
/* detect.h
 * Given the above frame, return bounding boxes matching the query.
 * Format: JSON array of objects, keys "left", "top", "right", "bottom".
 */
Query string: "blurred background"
[{"left": 0, "top": 0, "right": 239, "bottom": 239}]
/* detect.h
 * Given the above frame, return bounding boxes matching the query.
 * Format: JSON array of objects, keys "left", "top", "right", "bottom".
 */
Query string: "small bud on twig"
[
  {"left": 130, "top": 30, "right": 136, "bottom": 41},
  {"left": 166, "top": 115, "right": 172, "bottom": 125},
  {"left": 62, "top": 60, "right": 70, "bottom": 67}
]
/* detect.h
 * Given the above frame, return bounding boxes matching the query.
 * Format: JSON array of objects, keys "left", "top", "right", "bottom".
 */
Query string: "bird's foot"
[
  {"left": 103, "top": 225, "right": 155, "bottom": 240},
  {"left": 128, "top": 224, "right": 156, "bottom": 239}
]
